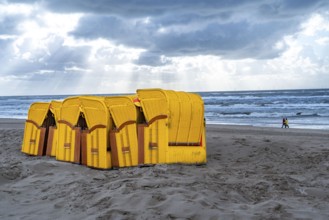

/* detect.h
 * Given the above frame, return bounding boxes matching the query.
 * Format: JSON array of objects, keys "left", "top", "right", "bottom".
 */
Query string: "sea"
[{"left": 0, "top": 89, "right": 328, "bottom": 130}]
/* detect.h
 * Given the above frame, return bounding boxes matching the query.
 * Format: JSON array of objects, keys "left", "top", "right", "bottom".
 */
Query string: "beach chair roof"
[
  {"left": 60, "top": 96, "right": 109, "bottom": 130},
  {"left": 27, "top": 102, "right": 50, "bottom": 127},
  {"left": 104, "top": 96, "right": 137, "bottom": 131}
]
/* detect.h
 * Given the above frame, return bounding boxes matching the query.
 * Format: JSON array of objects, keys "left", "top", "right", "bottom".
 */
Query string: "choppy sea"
[{"left": 0, "top": 89, "right": 328, "bottom": 130}]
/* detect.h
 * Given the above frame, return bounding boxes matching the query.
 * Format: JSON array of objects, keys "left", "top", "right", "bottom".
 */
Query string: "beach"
[{"left": 0, "top": 119, "right": 329, "bottom": 219}]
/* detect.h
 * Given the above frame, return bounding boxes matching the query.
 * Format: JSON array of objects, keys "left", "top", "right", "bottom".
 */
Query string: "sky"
[{"left": 0, "top": 0, "right": 329, "bottom": 96}]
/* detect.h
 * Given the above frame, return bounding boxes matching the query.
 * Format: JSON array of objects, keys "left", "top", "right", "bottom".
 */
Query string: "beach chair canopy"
[
  {"left": 137, "top": 89, "right": 169, "bottom": 124},
  {"left": 104, "top": 96, "right": 137, "bottom": 131},
  {"left": 27, "top": 102, "right": 50, "bottom": 127},
  {"left": 59, "top": 96, "right": 109, "bottom": 130}
]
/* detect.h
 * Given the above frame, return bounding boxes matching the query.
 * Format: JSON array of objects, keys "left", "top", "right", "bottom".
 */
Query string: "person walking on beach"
[
  {"left": 281, "top": 118, "right": 286, "bottom": 128},
  {"left": 285, "top": 118, "right": 289, "bottom": 128}
]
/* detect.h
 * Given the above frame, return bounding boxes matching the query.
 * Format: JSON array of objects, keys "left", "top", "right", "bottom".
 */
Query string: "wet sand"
[{"left": 0, "top": 119, "right": 329, "bottom": 219}]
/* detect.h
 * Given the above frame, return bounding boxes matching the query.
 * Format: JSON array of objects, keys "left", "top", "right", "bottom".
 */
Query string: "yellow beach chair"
[
  {"left": 135, "top": 90, "right": 168, "bottom": 165},
  {"left": 56, "top": 96, "right": 112, "bottom": 169},
  {"left": 22, "top": 101, "right": 60, "bottom": 156},
  {"left": 136, "top": 89, "right": 207, "bottom": 165},
  {"left": 105, "top": 96, "right": 139, "bottom": 168}
]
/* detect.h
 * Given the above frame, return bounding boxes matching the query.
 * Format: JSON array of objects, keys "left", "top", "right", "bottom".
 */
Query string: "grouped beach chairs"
[{"left": 21, "top": 89, "right": 207, "bottom": 169}]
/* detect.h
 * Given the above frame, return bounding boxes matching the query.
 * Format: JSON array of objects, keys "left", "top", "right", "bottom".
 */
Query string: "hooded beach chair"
[
  {"left": 22, "top": 101, "right": 59, "bottom": 156},
  {"left": 56, "top": 96, "right": 112, "bottom": 169},
  {"left": 135, "top": 90, "right": 168, "bottom": 165},
  {"left": 104, "top": 96, "right": 139, "bottom": 168},
  {"left": 136, "top": 89, "right": 207, "bottom": 165}
]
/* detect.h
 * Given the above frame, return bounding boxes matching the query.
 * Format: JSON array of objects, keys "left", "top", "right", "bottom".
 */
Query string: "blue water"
[
  {"left": 201, "top": 89, "right": 329, "bottom": 130},
  {"left": 0, "top": 89, "right": 328, "bottom": 130}
]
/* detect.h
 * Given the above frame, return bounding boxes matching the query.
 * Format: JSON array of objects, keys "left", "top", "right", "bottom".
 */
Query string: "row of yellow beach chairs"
[{"left": 21, "top": 89, "right": 207, "bottom": 169}]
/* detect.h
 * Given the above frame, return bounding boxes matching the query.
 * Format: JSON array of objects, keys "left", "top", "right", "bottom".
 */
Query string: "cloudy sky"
[{"left": 0, "top": 0, "right": 329, "bottom": 95}]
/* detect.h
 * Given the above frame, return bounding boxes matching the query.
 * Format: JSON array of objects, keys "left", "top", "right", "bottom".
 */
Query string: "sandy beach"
[{"left": 0, "top": 119, "right": 329, "bottom": 220}]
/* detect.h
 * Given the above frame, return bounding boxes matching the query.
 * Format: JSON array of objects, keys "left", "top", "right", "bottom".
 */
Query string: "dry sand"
[{"left": 0, "top": 119, "right": 329, "bottom": 220}]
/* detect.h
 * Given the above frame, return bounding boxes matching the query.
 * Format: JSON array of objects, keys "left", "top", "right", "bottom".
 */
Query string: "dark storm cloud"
[
  {"left": 6, "top": 0, "right": 329, "bottom": 65},
  {"left": 9, "top": 0, "right": 326, "bottom": 18},
  {"left": 9, "top": 0, "right": 251, "bottom": 16},
  {"left": 71, "top": 13, "right": 294, "bottom": 61},
  {"left": 69, "top": 15, "right": 152, "bottom": 48},
  {"left": 67, "top": 0, "right": 328, "bottom": 65}
]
